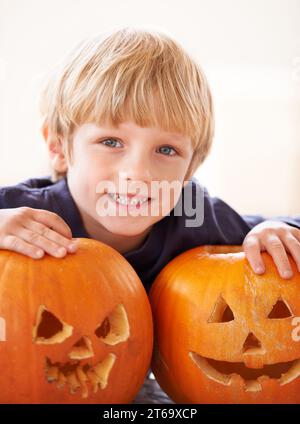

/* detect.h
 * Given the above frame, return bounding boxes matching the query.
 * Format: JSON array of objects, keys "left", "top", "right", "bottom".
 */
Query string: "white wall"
[{"left": 0, "top": 0, "right": 299, "bottom": 215}]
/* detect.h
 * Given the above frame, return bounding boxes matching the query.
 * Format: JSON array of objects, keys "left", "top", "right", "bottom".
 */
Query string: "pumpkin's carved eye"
[
  {"left": 95, "top": 304, "right": 130, "bottom": 345},
  {"left": 33, "top": 305, "right": 73, "bottom": 344},
  {"left": 208, "top": 295, "right": 234, "bottom": 323},
  {"left": 267, "top": 298, "right": 293, "bottom": 319}
]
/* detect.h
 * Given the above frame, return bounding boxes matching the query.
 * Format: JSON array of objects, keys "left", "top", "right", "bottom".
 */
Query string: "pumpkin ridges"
[
  {"left": 0, "top": 238, "right": 153, "bottom": 403},
  {"left": 149, "top": 245, "right": 300, "bottom": 404}
]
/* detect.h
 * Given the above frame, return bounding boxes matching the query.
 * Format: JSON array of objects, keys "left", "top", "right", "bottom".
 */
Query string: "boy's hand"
[
  {"left": 0, "top": 207, "right": 78, "bottom": 259},
  {"left": 242, "top": 220, "right": 300, "bottom": 279}
]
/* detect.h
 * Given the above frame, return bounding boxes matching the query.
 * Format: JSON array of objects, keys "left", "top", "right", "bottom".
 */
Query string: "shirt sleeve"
[
  {"left": 0, "top": 186, "right": 46, "bottom": 210},
  {"left": 0, "top": 177, "right": 54, "bottom": 210},
  {"left": 204, "top": 193, "right": 300, "bottom": 245},
  {"left": 0, "top": 187, "right": 38, "bottom": 209},
  {"left": 242, "top": 214, "right": 300, "bottom": 230},
  {"left": 0, "top": 189, "right": 9, "bottom": 209}
]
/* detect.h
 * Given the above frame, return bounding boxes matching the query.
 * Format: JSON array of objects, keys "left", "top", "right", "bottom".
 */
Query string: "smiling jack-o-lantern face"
[
  {"left": 149, "top": 245, "right": 300, "bottom": 403},
  {"left": 0, "top": 238, "right": 153, "bottom": 404}
]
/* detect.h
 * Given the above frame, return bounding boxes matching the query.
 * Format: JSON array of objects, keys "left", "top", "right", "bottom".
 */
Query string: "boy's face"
[{"left": 64, "top": 120, "right": 194, "bottom": 238}]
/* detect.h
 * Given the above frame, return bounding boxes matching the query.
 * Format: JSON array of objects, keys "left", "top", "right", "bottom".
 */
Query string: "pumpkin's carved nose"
[
  {"left": 242, "top": 332, "right": 262, "bottom": 353},
  {"left": 68, "top": 336, "right": 94, "bottom": 360}
]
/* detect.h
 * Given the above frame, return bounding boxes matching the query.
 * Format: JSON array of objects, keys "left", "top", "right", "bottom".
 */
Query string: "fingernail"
[
  {"left": 68, "top": 243, "right": 77, "bottom": 253},
  {"left": 282, "top": 270, "right": 293, "bottom": 279},
  {"left": 255, "top": 267, "right": 264, "bottom": 274},
  {"left": 56, "top": 247, "right": 66, "bottom": 256},
  {"left": 35, "top": 250, "right": 44, "bottom": 258}
]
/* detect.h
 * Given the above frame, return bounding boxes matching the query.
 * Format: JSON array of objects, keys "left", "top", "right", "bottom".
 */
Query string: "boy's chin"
[{"left": 100, "top": 219, "right": 152, "bottom": 237}]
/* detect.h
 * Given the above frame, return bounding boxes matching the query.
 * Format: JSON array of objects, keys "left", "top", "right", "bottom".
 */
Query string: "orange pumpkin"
[
  {"left": 149, "top": 245, "right": 300, "bottom": 403},
  {"left": 0, "top": 238, "right": 153, "bottom": 403}
]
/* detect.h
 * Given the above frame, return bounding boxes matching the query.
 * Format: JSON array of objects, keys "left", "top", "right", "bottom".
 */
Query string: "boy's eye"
[
  {"left": 100, "top": 138, "right": 177, "bottom": 156},
  {"left": 158, "top": 146, "right": 177, "bottom": 156},
  {"left": 100, "top": 138, "right": 122, "bottom": 148}
]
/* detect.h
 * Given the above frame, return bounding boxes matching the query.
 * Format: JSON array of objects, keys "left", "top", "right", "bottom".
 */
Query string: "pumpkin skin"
[
  {"left": 149, "top": 245, "right": 300, "bottom": 404},
  {"left": 0, "top": 238, "right": 153, "bottom": 404}
]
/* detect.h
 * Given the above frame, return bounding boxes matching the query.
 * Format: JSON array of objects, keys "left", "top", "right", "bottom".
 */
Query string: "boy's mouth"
[{"left": 107, "top": 193, "right": 152, "bottom": 209}]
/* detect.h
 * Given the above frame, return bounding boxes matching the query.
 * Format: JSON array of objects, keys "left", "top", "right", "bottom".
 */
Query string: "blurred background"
[{"left": 0, "top": 0, "right": 299, "bottom": 215}]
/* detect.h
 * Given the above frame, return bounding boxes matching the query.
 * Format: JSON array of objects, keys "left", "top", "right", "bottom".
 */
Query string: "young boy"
[{"left": 1, "top": 27, "right": 300, "bottom": 290}]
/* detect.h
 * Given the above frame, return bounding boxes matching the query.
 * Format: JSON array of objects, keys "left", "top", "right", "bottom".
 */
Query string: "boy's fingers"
[
  {"left": 264, "top": 235, "right": 293, "bottom": 279},
  {"left": 24, "top": 220, "right": 77, "bottom": 253},
  {"left": 2, "top": 235, "right": 45, "bottom": 259},
  {"left": 31, "top": 209, "right": 73, "bottom": 239},
  {"left": 292, "top": 228, "right": 300, "bottom": 244},
  {"left": 243, "top": 235, "right": 265, "bottom": 274},
  {"left": 283, "top": 235, "right": 300, "bottom": 273},
  {"left": 17, "top": 227, "right": 68, "bottom": 258}
]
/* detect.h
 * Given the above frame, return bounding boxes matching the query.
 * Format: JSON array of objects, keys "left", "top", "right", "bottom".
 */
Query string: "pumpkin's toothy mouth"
[
  {"left": 45, "top": 353, "right": 116, "bottom": 398},
  {"left": 189, "top": 352, "right": 300, "bottom": 392}
]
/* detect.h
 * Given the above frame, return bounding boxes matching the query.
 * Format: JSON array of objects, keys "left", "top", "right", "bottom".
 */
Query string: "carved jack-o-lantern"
[
  {"left": 149, "top": 245, "right": 300, "bottom": 403},
  {"left": 0, "top": 238, "right": 153, "bottom": 403}
]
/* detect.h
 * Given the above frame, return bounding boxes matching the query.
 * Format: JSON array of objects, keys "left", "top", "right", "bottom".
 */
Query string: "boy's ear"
[{"left": 42, "top": 125, "right": 68, "bottom": 174}]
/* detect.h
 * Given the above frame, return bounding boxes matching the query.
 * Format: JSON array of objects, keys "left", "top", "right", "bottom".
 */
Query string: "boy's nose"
[{"left": 119, "top": 157, "right": 152, "bottom": 182}]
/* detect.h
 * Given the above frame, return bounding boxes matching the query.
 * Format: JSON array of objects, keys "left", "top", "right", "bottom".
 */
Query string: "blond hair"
[{"left": 39, "top": 27, "right": 214, "bottom": 182}]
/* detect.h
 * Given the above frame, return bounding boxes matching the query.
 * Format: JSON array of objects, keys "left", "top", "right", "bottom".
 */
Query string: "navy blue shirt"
[{"left": 1, "top": 176, "right": 299, "bottom": 292}]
